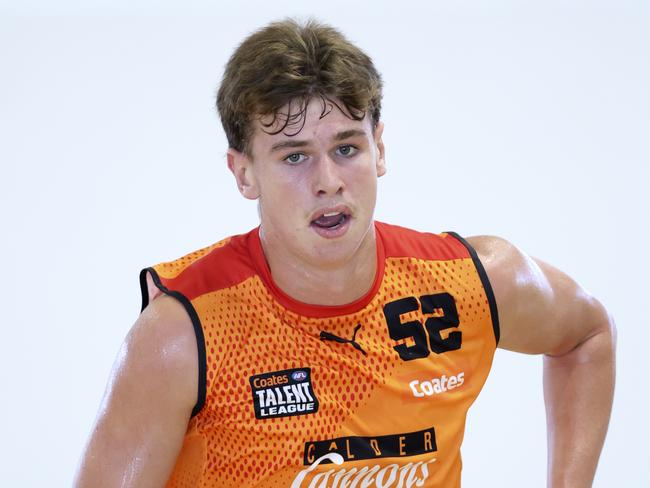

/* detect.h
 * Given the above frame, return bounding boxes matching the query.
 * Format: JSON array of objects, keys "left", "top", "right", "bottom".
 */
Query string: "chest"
[{"left": 202, "top": 301, "right": 483, "bottom": 439}]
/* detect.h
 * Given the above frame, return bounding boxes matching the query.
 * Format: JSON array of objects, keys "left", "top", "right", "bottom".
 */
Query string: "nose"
[{"left": 312, "top": 155, "right": 344, "bottom": 196}]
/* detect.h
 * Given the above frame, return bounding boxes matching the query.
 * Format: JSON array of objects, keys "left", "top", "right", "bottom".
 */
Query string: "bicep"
[
  {"left": 74, "top": 295, "right": 198, "bottom": 487},
  {"left": 472, "top": 236, "right": 609, "bottom": 356},
  {"left": 523, "top": 258, "right": 609, "bottom": 355}
]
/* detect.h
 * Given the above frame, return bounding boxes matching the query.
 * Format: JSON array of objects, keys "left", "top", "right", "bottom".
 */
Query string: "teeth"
[{"left": 323, "top": 212, "right": 341, "bottom": 217}]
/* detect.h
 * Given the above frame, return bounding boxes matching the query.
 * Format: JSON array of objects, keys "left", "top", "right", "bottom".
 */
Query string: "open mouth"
[{"left": 311, "top": 211, "right": 350, "bottom": 230}]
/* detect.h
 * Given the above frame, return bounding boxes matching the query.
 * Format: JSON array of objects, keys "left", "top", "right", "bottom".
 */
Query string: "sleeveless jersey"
[{"left": 139, "top": 221, "right": 499, "bottom": 488}]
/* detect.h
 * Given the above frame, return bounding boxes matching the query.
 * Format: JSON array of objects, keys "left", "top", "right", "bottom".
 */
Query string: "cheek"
[
  {"left": 348, "top": 164, "right": 378, "bottom": 193},
  {"left": 257, "top": 170, "right": 311, "bottom": 212}
]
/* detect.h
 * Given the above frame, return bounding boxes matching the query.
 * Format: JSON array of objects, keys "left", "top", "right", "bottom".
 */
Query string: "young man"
[{"left": 74, "top": 19, "right": 616, "bottom": 487}]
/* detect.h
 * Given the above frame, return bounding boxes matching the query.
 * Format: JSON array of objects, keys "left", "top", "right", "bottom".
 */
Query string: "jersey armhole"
[
  {"left": 445, "top": 232, "right": 500, "bottom": 346},
  {"left": 139, "top": 267, "right": 207, "bottom": 417}
]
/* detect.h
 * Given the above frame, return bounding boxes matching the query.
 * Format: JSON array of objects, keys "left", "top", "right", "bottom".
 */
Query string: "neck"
[{"left": 259, "top": 225, "right": 378, "bottom": 307}]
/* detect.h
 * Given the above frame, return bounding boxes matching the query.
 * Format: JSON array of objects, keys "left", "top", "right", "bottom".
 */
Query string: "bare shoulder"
[
  {"left": 465, "top": 235, "right": 610, "bottom": 355},
  {"left": 465, "top": 235, "right": 543, "bottom": 305},
  {"left": 123, "top": 293, "right": 199, "bottom": 390},
  {"left": 465, "top": 235, "right": 542, "bottom": 315},
  {"left": 74, "top": 293, "right": 198, "bottom": 486}
]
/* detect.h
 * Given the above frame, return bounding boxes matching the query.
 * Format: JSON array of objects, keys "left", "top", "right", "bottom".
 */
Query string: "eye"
[
  {"left": 336, "top": 144, "right": 358, "bottom": 157},
  {"left": 284, "top": 153, "right": 307, "bottom": 165}
]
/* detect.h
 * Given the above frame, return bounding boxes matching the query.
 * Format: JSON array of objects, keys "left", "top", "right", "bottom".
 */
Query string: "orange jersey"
[{"left": 139, "top": 221, "right": 499, "bottom": 487}]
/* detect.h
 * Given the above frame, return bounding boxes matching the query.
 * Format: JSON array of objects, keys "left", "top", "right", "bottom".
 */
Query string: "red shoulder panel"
[
  {"left": 156, "top": 230, "right": 257, "bottom": 301},
  {"left": 375, "top": 221, "right": 470, "bottom": 261}
]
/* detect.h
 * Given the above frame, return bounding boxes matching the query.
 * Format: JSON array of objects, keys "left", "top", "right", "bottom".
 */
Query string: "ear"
[
  {"left": 373, "top": 121, "right": 387, "bottom": 177},
  {"left": 227, "top": 148, "right": 260, "bottom": 200}
]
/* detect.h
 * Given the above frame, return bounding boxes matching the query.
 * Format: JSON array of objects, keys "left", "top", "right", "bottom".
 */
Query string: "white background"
[{"left": 1, "top": 0, "right": 648, "bottom": 486}]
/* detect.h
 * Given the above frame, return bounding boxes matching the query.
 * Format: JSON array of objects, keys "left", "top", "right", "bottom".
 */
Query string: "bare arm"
[
  {"left": 468, "top": 236, "right": 616, "bottom": 488},
  {"left": 73, "top": 293, "right": 198, "bottom": 487}
]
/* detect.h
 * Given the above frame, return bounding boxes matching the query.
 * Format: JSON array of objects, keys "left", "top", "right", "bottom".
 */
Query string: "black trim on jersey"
[
  {"left": 139, "top": 267, "right": 207, "bottom": 418},
  {"left": 446, "top": 232, "right": 500, "bottom": 345}
]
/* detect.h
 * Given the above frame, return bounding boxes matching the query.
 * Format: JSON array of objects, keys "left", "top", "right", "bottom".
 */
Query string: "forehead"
[{"left": 250, "top": 96, "right": 373, "bottom": 153}]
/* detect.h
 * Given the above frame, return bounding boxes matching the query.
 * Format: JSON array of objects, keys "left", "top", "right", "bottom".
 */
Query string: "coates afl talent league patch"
[{"left": 250, "top": 368, "right": 319, "bottom": 420}]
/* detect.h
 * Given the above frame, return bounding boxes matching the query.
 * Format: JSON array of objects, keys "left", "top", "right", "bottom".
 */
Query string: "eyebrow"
[{"left": 269, "top": 129, "right": 368, "bottom": 153}]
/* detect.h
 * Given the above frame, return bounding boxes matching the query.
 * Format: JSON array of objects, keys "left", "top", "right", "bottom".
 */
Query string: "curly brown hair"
[{"left": 216, "top": 18, "right": 383, "bottom": 155}]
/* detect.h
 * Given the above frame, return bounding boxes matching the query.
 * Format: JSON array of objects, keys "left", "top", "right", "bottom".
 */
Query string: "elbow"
[
  {"left": 546, "top": 296, "right": 616, "bottom": 363},
  {"left": 579, "top": 302, "right": 617, "bottom": 365},
  {"left": 588, "top": 297, "right": 617, "bottom": 357},
  {"left": 583, "top": 310, "right": 617, "bottom": 366}
]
